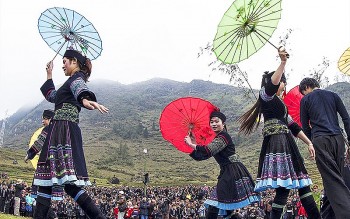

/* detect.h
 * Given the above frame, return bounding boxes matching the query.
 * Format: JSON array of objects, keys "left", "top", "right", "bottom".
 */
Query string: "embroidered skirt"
[
  {"left": 255, "top": 132, "right": 312, "bottom": 192},
  {"left": 204, "top": 161, "right": 260, "bottom": 214},
  {"left": 33, "top": 118, "right": 91, "bottom": 199}
]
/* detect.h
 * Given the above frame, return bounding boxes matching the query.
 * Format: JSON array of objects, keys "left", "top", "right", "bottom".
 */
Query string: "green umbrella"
[{"left": 213, "top": 0, "right": 282, "bottom": 64}]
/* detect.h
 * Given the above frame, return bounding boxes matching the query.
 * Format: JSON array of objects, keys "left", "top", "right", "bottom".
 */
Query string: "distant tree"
[
  {"left": 119, "top": 142, "right": 132, "bottom": 165},
  {"left": 197, "top": 29, "right": 294, "bottom": 103},
  {"left": 198, "top": 43, "right": 256, "bottom": 102},
  {"left": 334, "top": 72, "right": 350, "bottom": 84},
  {"left": 143, "top": 127, "right": 149, "bottom": 138},
  {"left": 112, "top": 123, "right": 124, "bottom": 135},
  {"left": 136, "top": 122, "right": 144, "bottom": 134},
  {"left": 152, "top": 120, "right": 157, "bottom": 131},
  {"left": 307, "top": 56, "right": 330, "bottom": 88}
]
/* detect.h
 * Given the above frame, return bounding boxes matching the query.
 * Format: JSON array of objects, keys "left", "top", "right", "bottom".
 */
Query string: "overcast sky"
[{"left": 0, "top": 0, "right": 350, "bottom": 119}]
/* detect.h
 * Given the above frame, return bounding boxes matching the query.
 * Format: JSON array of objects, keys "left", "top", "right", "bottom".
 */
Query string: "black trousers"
[{"left": 313, "top": 135, "right": 350, "bottom": 219}]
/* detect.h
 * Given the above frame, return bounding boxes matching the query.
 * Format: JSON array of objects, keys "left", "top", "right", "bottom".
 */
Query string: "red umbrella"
[
  {"left": 159, "top": 97, "right": 219, "bottom": 153},
  {"left": 283, "top": 85, "right": 303, "bottom": 126}
]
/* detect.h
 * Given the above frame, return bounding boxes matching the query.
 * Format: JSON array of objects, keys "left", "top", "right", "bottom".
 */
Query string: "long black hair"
[{"left": 238, "top": 71, "right": 285, "bottom": 135}]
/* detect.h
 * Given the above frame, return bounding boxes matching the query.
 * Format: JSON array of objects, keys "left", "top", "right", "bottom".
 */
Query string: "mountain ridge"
[{"left": 1, "top": 78, "right": 350, "bottom": 186}]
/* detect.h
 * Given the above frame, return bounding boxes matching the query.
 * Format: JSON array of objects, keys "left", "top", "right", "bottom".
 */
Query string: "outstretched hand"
[
  {"left": 82, "top": 99, "right": 109, "bottom": 114},
  {"left": 24, "top": 155, "right": 29, "bottom": 163}
]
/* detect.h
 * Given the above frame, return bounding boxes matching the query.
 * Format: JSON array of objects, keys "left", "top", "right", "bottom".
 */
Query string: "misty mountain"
[
  {"left": 1, "top": 79, "right": 350, "bottom": 185},
  {"left": 2, "top": 78, "right": 256, "bottom": 147}
]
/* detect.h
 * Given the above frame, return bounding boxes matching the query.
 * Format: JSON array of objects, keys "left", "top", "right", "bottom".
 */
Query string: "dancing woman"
[
  {"left": 238, "top": 48, "right": 320, "bottom": 219},
  {"left": 27, "top": 49, "right": 108, "bottom": 219},
  {"left": 185, "top": 111, "right": 259, "bottom": 219}
]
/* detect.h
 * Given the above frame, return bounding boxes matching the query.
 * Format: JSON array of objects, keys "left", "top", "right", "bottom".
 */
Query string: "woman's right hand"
[
  {"left": 46, "top": 61, "right": 53, "bottom": 79},
  {"left": 278, "top": 47, "right": 289, "bottom": 62}
]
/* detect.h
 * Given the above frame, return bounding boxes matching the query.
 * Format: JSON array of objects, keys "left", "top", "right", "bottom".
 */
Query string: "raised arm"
[{"left": 271, "top": 48, "right": 288, "bottom": 85}]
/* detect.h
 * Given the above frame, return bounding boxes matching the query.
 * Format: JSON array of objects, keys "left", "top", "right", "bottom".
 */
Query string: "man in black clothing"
[
  {"left": 0, "top": 183, "right": 8, "bottom": 212},
  {"left": 299, "top": 77, "right": 350, "bottom": 219}
]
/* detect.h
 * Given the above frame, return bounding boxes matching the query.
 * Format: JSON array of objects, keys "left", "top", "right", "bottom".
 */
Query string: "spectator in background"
[
  {"left": 139, "top": 197, "right": 150, "bottom": 219},
  {"left": 117, "top": 191, "right": 127, "bottom": 219},
  {"left": 25, "top": 189, "right": 34, "bottom": 217},
  {"left": 0, "top": 183, "right": 8, "bottom": 213},
  {"left": 14, "top": 179, "right": 25, "bottom": 216},
  {"left": 19, "top": 191, "right": 26, "bottom": 216}
]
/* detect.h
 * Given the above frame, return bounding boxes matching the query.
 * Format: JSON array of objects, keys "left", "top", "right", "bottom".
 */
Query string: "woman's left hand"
[
  {"left": 82, "top": 99, "right": 109, "bottom": 113},
  {"left": 184, "top": 135, "right": 192, "bottom": 146}
]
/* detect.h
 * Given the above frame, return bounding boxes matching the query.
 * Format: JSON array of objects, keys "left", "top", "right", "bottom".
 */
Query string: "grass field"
[
  {"left": 0, "top": 140, "right": 323, "bottom": 188},
  {"left": 0, "top": 213, "right": 22, "bottom": 219}
]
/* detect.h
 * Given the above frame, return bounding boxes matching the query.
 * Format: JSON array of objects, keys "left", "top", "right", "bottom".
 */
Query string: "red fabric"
[
  {"left": 113, "top": 207, "right": 119, "bottom": 218},
  {"left": 297, "top": 201, "right": 307, "bottom": 216},
  {"left": 159, "top": 97, "right": 219, "bottom": 153},
  {"left": 283, "top": 85, "right": 303, "bottom": 126},
  {"left": 124, "top": 207, "right": 134, "bottom": 218}
]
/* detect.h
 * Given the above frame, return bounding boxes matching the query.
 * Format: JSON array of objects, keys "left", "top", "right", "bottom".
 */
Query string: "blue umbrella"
[{"left": 38, "top": 7, "right": 103, "bottom": 60}]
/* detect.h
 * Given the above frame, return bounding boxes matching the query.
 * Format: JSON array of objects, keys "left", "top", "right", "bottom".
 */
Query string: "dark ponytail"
[
  {"left": 238, "top": 99, "right": 262, "bottom": 135},
  {"left": 238, "top": 71, "right": 271, "bottom": 135},
  {"left": 79, "top": 58, "right": 92, "bottom": 82}
]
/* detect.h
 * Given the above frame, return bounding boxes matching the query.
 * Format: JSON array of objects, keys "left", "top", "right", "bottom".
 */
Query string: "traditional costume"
[
  {"left": 190, "top": 112, "right": 259, "bottom": 218},
  {"left": 30, "top": 50, "right": 105, "bottom": 219},
  {"left": 257, "top": 74, "right": 319, "bottom": 218},
  {"left": 256, "top": 77, "right": 312, "bottom": 191}
]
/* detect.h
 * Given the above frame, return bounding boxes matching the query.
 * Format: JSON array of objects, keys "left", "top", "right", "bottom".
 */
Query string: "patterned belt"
[
  {"left": 262, "top": 119, "right": 289, "bottom": 137},
  {"left": 54, "top": 103, "right": 79, "bottom": 123},
  {"left": 228, "top": 154, "right": 241, "bottom": 163}
]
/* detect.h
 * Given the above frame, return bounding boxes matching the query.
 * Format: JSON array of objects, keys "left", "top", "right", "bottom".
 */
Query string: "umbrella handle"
[
  {"left": 254, "top": 30, "right": 290, "bottom": 59},
  {"left": 51, "top": 41, "right": 67, "bottom": 62},
  {"left": 188, "top": 131, "right": 197, "bottom": 144}
]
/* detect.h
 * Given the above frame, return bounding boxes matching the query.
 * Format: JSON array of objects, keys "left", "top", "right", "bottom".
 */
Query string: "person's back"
[
  {"left": 299, "top": 77, "right": 350, "bottom": 219},
  {"left": 301, "top": 89, "right": 349, "bottom": 138}
]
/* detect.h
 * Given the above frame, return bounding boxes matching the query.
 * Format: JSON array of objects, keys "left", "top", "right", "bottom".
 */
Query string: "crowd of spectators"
[{"left": 0, "top": 172, "right": 322, "bottom": 219}]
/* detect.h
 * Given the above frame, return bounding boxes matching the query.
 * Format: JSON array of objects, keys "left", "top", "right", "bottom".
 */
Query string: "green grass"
[
  {"left": 0, "top": 138, "right": 323, "bottom": 189},
  {"left": 0, "top": 213, "right": 22, "bottom": 219}
]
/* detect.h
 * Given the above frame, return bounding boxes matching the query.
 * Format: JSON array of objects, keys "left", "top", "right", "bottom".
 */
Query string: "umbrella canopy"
[
  {"left": 38, "top": 7, "right": 103, "bottom": 60},
  {"left": 283, "top": 85, "right": 303, "bottom": 126},
  {"left": 28, "top": 127, "right": 44, "bottom": 169},
  {"left": 338, "top": 47, "right": 350, "bottom": 75},
  {"left": 213, "top": 0, "right": 282, "bottom": 64},
  {"left": 159, "top": 97, "right": 219, "bottom": 153}
]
